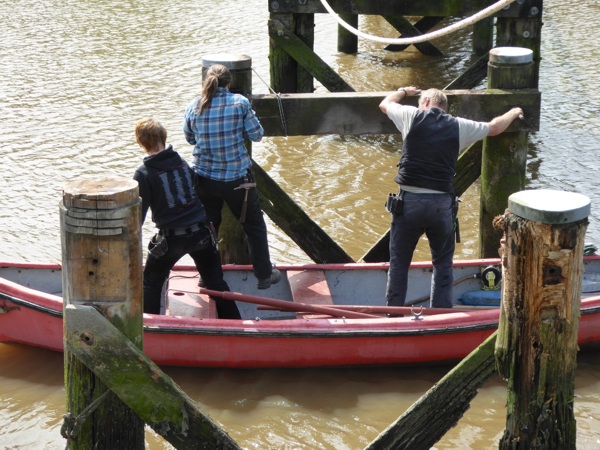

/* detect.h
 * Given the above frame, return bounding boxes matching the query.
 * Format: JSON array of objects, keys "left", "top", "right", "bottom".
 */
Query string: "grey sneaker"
[{"left": 257, "top": 269, "right": 282, "bottom": 290}]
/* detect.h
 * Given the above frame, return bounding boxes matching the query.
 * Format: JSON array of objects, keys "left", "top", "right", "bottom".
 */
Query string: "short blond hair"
[{"left": 135, "top": 117, "right": 167, "bottom": 153}]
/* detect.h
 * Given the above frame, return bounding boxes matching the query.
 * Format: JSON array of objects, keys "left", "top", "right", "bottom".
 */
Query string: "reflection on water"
[{"left": 2, "top": 0, "right": 600, "bottom": 448}]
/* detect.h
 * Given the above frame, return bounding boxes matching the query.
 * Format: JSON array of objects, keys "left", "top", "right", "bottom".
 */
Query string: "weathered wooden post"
[
  {"left": 60, "top": 178, "right": 144, "bottom": 449},
  {"left": 201, "top": 53, "right": 254, "bottom": 265},
  {"left": 496, "top": 3, "right": 543, "bottom": 86},
  {"left": 480, "top": 47, "right": 534, "bottom": 258},
  {"left": 495, "top": 189, "right": 590, "bottom": 449}
]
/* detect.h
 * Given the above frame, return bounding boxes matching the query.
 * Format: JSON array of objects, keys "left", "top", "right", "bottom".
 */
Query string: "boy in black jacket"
[{"left": 133, "top": 117, "right": 240, "bottom": 318}]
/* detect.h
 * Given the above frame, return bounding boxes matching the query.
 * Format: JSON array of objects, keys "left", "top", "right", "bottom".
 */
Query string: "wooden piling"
[
  {"left": 60, "top": 178, "right": 144, "bottom": 449},
  {"left": 495, "top": 189, "right": 590, "bottom": 449},
  {"left": 480, "top": 47, "right": 534, "bottom": 258},
  {"left": 201, "top": 54, "right": 254, "bottom": 265},
  {"left": 268, "top": 12, "right": 316, "bottom": 93},
  {"left": 337, "top": 13, "right": 358, "bottom": 53}
]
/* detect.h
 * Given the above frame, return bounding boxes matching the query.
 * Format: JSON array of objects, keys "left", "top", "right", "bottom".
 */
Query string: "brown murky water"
[{"left": 2, "top": 0, "right": 600, "bottom": 448}]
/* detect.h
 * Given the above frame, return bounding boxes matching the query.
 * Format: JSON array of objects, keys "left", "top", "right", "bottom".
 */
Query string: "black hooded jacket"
[{"left": 133, "top": 145, "right": 207, "bottom": 230}]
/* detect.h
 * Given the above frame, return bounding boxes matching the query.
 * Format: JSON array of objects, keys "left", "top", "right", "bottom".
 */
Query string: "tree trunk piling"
[
  {"left": 495, "top": 189, "right": 591, "bottom": 449},
  {"left": 60, "top": 178, "right": 145, "bottom": 449}
]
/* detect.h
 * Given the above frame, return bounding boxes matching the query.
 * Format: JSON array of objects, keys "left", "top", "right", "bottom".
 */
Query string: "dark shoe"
[
  {"left": 257, "top": 269, "right": 281, "bottom": 290},
  {"left": 198, "top": 278, "right": 205, "bottom": 288}
]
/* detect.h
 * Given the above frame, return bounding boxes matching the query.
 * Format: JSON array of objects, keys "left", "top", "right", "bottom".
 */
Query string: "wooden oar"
[
  {"left": 199, "top": 288, "right": 379, "bottom": 319},
  {"left": 257, "top": 304, "right": 477, "bottom": 316}
]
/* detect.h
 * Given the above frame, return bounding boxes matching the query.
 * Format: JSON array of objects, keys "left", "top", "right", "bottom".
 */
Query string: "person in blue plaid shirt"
[{"left": 183, "top": 64, "right": 281, "bottom": 290}]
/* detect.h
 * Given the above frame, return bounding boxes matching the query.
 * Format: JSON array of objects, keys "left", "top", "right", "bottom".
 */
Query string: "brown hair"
[
  {"left": 198, "top": 64, "right": 232, "bottom": 115},
  {"left": 135, "top": 117, "right": 167, "bottom": 153}
]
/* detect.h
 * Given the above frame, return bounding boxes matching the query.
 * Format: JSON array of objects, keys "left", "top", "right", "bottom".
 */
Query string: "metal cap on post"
[
  {"left": 489, "top": 47, "right": 533, "bottom": 65},
  {"left": 508, "top": 189, "right": 591, "bottom": 224},
  {"left": 201, "top": 53, "right": 252, "bottom": 95},
  {"left": 487, "top": 46, "right": 534, "bottom": 89}
]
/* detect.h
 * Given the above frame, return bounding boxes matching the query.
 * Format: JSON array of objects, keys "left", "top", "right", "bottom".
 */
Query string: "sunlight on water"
[{"left": 2, "top": 0, "right": 600, "bottom": 448}]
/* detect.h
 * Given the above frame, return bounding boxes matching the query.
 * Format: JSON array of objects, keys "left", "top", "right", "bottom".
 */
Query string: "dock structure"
[
  {"left": 59, "top": 2, "right": 570, "bottom": 448},
  {"left": 218, "top": 0, "right": 544, "bottom": 264}
]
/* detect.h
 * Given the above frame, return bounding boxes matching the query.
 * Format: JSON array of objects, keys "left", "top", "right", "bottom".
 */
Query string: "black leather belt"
[{"left": 160, "top": 223, "right": 203, "bottom": 237}]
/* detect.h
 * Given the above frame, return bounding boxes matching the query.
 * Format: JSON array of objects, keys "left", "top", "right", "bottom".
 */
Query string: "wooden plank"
[
  {"left": 269, "top": 0, "right": 542, "bottom": 18},
  {"left": 251, "top": 89, "right": 541, "bottom": 136},
  {"left": 288, "top": 270, "right": 334, "bottom": 318}
]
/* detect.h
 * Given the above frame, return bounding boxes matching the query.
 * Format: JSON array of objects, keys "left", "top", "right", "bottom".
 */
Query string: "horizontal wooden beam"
[
  {"left": 269, "top": 0, "right": 543, "bottom": 18},
  {"left": 251, "top": 89, "right": 540, "bottom": 136}
]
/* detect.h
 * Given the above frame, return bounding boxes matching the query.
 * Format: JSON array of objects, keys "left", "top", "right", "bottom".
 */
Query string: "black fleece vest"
[{"left": 394, "top": 108, "right": 459, "bottom": 193}]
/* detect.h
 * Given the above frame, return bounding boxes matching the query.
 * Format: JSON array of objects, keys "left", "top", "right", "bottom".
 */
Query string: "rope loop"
[
  {"left": 318, "top": 0, "right": 517, "bottom": 45},
  {"left": 61, "top": 390, "right": 110, "bottom": 447}
]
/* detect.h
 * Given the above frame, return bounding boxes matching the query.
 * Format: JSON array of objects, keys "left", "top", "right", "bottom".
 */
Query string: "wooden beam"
[
  {"left": 269, "top": 0, "right": 541, "bottom": 18},
  {"left": 365, "top": 332, "right": 498, "bottom": 449},
  {"left": 251, "top": 90, "right": 540, "bottom": 136},
  {"left": 64, "top": 304, "right": 241, "bottom": 450},
  {"left": 252, "top": 161, "right": 355, "bottom": 263},
  {"left": 382, "top": 15, "right": 443, "bottom": 55},
  {"left": 444, "top": 54, "right": 489, "bottom": 90}
]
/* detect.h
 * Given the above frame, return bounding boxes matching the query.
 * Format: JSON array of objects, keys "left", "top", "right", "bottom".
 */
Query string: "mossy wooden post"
[
  {"left": 338, "top": 13, "right": 358, "bottom": 53},
  {"left": 495, "top": 189, "right": 591, "bottom": 449},
  {"left": 201, "top": 54, "right": 253, "bottom": 265},
  {"left": 60, "top": 178, "right": 144, "bottom": 449},
  {"left": 473, "top": 17, "right": 493, "bottom": 55},
  {"left": 480, "top": 47, "right": 533, "bottom": 258},
  {"left": 269, "top": 8, "right": 314, "bottom": 93}
]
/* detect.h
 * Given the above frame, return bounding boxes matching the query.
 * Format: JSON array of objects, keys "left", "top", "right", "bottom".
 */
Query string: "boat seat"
[
  {"left": 288, "top": 270, "right": 334, "bottom": 318},
  {"left": 165, "top": 271, "right": 217, "bottom": 319}
]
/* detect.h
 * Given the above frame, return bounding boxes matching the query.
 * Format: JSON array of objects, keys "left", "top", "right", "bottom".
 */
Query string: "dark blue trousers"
[{"left": 386, "top": 192, "right": 455, "bottom": 308}]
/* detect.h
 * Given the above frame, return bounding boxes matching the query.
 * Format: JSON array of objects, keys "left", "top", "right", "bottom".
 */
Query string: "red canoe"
[{"left": 1, "top": 257, "right": 600, "bottom": 368}]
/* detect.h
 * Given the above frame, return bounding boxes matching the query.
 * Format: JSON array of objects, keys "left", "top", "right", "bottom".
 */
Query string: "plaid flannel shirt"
[{"left": 183, "top": 87, "right": 264, "bottom": 181}]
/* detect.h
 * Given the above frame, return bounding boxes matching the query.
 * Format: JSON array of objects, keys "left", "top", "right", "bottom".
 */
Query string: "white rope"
[{"left": 318, "top": 0, "right": 517, "bottom": 45}]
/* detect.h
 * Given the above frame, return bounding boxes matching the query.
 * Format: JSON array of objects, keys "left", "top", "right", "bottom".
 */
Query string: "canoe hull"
[{"left": 2, "top": 259, "right": 600, "bottom": 368}]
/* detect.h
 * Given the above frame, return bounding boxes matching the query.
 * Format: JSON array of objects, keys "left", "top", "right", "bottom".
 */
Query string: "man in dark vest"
[{"left": 379, "top": 87, "right": 522, "bottom": 309}]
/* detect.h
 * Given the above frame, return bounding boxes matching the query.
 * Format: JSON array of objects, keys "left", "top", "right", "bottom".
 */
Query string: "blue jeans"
[
  {"left": 386, "top": 192, "right": 455, "bottom": 308},
  {"left": 143, "top": 226, "right": 241, "bottom": 318},
  {"left": 194, "top": 171, "right": 273, "bottom": 280}
]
